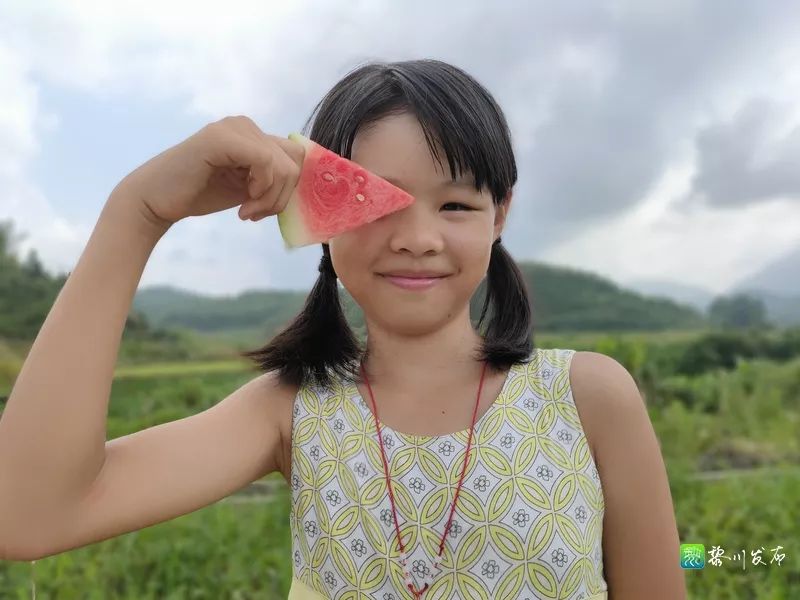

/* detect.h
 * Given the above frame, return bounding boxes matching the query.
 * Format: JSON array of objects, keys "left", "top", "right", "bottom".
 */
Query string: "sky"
[{"left": 1, "top": 0, "right": 799, "bottom": 298}]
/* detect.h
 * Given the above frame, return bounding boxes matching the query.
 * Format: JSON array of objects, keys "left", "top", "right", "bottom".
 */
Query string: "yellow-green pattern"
[{"left": 288, "top": 347, "right": 607, "bottom": 600}]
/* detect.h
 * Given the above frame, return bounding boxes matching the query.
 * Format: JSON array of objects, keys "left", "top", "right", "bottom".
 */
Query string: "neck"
[{"left": 360, "top": 315, "right": 487, "bottom": 392}]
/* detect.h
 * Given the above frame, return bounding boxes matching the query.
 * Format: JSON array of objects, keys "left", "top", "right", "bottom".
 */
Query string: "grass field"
[{"left": 1, "top": 332, "right": 798, "bottom": 598}]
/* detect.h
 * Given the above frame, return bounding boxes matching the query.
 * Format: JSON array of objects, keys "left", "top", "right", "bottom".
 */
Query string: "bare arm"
[
  {"left": 570, "top": 351, "right": 687, "bottom": 600},
  {"left": 0, "top": 118, "right": 305, "bottom": 561},
  {"left": 22, "top": 368, "right": 292, "bottom": 562},
  {"left": 0, "top": 189, "right": 169, "bottom": 554},
  {"left": 0, "top": 187, "right": 296, "bottom": 562}
]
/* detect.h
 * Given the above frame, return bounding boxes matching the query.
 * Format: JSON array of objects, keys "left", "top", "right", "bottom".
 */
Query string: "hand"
[{"left": 112, "top": 115, "right": 305, "bottom": 229}]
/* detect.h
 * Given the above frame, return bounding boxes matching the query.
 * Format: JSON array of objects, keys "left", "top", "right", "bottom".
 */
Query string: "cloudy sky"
[{"left": 1, "top": 0, "right": 799, "bottom": 298}]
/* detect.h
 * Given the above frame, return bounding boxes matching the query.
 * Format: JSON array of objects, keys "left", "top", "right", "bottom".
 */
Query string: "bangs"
[{"left": 300, "top": 59, "right": 517, "bottom": 205}]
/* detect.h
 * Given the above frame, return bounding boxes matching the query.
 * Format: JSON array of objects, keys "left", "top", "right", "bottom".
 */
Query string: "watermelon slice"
[{"left": 277, "top": 133, "right": 415, "bottom": 249}]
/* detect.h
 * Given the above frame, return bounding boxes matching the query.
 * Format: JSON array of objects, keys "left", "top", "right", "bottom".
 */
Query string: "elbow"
[
  {"left": 0, "top": 535, "right": 46, "bottom": 562},
  {"left": 0, "top": 520, "right": 52, "bottom": 562}
]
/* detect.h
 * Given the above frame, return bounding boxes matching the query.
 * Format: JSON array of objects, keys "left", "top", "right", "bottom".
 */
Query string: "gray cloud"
[
  {"left": 690, "top": 97, "right": 800, "bottom": 207},
  {"left": 247, "top": 1, "right": 800, "bottom": 288},
  {"left": 517, "top": 2, "right": 799, "bottom": 226},
  {"left": 4, "top": 1, "right": 800, "bottom": 295}
]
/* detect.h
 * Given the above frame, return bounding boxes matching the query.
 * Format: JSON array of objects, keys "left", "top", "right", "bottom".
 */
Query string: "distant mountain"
[
  {"left": 132, "top": 260, "right": 708, "bottom": 337},
  {"left": 624, "top": 249, "right": 800, "bottom": 327},
  {"left": 515, "top": 262, "right": 706, "bottom": 331},
  {"left": 132, "top": 284, "right": 309, "bottom": 339},
  {"left": 728, "top": 244, "right": 800, "bottom": 297},
  {"left": 724, "top": 245, "right": 800, "bottom": 326},
  {"left": 0, "top": 219, "right": 712, "bottom": 353}
]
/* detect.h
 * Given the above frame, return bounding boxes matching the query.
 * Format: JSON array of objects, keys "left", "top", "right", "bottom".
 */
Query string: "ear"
[{"left": 493, "top": 190, "right": 513, "bottom": 240}]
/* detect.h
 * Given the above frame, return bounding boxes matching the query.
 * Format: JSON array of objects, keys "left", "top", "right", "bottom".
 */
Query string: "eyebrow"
[{"left": 379, "top": 175, "right": 477, "bottom": 189}]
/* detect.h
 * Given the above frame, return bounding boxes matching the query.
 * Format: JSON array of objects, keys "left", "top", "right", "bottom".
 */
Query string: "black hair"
[{"left": 240, "top": 58, "right": 534, "bottom": 389}]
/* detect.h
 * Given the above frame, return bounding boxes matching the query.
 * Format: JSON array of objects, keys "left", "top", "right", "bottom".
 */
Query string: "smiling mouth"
[{"left": 380, "top": 274, "right": 448, "bottom": 290}]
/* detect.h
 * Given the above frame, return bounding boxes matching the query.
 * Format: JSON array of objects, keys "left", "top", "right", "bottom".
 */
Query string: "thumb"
[{"left": 272, "top": 135, "right": 306, "bottom": 170}]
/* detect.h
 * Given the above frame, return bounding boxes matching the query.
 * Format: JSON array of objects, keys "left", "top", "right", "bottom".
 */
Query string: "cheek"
[
  {"left": 329, "top": 234, "right": 365, "bottom": 272},
  {"left": 330, "top": 242, "right": 373, "bottom": 298},
  {"left": 461, "top": 254, "right": 493, "bottom": 297},
  {"left": 458, "top": 241, "right": 492, "bottom": 275}
]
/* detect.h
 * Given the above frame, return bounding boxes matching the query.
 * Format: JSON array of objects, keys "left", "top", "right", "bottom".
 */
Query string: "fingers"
[
  {"left": 246, "top": 156, "right": 274, "bottom": 203},
  {"left": 204, "top": 116, "right": 304, "bottom": 222},
  {"left": 239, "top": 146, "right": 301, "bottom": 221},
  {"left": 272, "top": 135, "right": 306, "bottom": 170},
  {"left": 203, "top": 123, "right": 275, "bottom": 194},
  {"left": 243, "top": 135, "right": 304, "bottom": 220},
  {"left": 271, "top": 159, "right": 299, "bottom": 217}
]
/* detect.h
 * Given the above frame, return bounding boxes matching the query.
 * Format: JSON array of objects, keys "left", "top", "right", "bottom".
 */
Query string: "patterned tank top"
[{"left": 287, "top": 347, "right": 608, "bottom": 599}]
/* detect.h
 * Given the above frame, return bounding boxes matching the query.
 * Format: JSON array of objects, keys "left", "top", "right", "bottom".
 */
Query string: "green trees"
[{"left": 708, "top": 292, "right": 771, "bottom": 329}]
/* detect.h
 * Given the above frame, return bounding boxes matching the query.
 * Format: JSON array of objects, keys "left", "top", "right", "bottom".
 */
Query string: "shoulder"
[
  {"left": 567, "top": 349, "right": 657, "bottom": 474},
  {"left": 567, "top": 350, "right": 687, "bottom": 598},
  {"left": 568, "top": 350, "right": 641, "bottom": 410},
  {"left": 566, "top": 350, "right": 641, "bottom": 462}
]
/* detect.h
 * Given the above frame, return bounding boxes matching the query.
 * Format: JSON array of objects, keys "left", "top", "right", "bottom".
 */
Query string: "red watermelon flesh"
[{"left": 277, "top": 133, "right": 415, "bottom": 249}]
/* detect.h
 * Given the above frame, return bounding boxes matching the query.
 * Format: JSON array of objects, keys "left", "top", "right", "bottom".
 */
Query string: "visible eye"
[{"left": 442, "top": 202, "right": 474, "bottom": 211}]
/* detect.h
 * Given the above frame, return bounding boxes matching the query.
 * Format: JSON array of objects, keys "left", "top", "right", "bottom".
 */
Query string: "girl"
[{"left": 0, "top": 59, "right": 686, "bottom": 599}]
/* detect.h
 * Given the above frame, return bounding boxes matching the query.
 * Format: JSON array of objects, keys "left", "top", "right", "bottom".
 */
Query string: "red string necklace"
[{"left": 360, "top": 359, "right": 488, "bottom": 599}]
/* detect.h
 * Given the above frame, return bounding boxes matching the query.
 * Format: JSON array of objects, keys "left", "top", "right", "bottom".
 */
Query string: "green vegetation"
[
  {"left": 2, "top": 328, "right": 799, "bottom": 597},
  {"left": 2, "top": 214, "right": 783, "bottom": 351},
  {"left": 1, "top": 220, "right": 798, "bottom": 597}
]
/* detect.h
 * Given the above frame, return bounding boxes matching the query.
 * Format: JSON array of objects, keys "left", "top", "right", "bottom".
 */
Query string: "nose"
[{"left": 385, "top": 202, "right": 444, "bottom": 255}]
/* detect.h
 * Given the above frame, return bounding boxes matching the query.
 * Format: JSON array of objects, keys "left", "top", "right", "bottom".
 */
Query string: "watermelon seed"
[
  {"left": 355, "top": 193, "right": 365, "bottom": 202},
  {"left": 355, "top": 175, "right": 365, "bottom": 184},
  {"left": 322, "top": 172, "right": 335, "bottom": 182}
]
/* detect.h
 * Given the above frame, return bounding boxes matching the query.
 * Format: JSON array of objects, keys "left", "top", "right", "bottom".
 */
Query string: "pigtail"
[
  {"left": 475, "top": 236, "right": 535, "bottom": 370},
  {"left": 239, "top": 243, "right": 364, "bottom": 389}
]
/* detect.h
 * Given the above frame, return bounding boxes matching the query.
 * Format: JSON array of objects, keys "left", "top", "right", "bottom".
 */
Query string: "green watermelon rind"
[
  {"left": 276, "top": 186, "right": 312, "bottom": 249},
  {"left": 277, "top": 133, "right": 313, "bottom": 249}
]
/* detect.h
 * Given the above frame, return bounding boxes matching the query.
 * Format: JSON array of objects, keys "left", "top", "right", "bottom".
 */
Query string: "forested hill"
[
  {"left": 0, "top": 218, "right": 724, "bottom": 343},
  {"left": 131, "top": 261, "right": 707, "bottom": 337}
]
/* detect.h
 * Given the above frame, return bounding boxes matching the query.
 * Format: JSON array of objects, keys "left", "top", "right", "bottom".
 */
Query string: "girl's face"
[{"left": 329, "top": 112, "right": 511, "bottom": 337}]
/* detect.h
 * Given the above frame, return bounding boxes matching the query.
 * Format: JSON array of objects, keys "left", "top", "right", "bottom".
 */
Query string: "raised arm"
[
  {"left": 0, "top": 192, "right": 171, "bottom": 558},
  {"left": 0, "top": 117, "right": 305, "bottom": 561}
]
